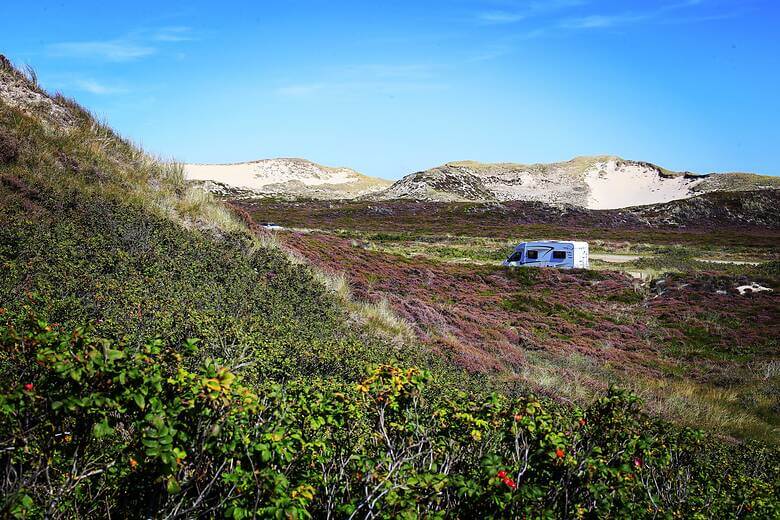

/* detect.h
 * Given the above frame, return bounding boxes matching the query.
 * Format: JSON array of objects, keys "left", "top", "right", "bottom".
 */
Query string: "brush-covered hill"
[
  {"left": 1, "top": 55, "right": 778, "bottom": 518},
  {"left": 185, "top": 158, "right": 391, "bottom": 200},
  {"left": 244, "top": 188, "right": 780, "bottom": 234},
  {"left": 626, "top": 188, "right": 780, "bottom": 228},
  {"left": 0, "top": 55, "right": 404, "bottom": 378},
  {"left": 371, "top": 156, "right": 779, "bottom": 209}
]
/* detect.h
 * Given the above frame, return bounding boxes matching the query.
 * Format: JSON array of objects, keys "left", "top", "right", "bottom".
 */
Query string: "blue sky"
[{"left": 3, "top": 0, "right": 779, "bottom": 179}]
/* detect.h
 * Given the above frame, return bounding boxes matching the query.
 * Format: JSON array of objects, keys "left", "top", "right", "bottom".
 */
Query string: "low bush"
[
  {"left": 1, "top": 314, "right": 777, "bottom": 518},
  {"left": 0, "top": 126, "right": 20, "bottom": 164}
]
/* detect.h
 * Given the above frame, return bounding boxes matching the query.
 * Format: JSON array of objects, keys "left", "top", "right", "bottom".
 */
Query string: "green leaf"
[
  {"left": 166, "top": 476, "right": 181, "bottom": 494},
  {"left": 93, "top": 418, "right": 114, "bottom": 438},
  {"left": 106, "top": 349, "right": 124, "bottom": 362}
]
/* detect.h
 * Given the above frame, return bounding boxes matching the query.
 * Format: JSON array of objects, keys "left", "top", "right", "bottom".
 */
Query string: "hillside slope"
[
  {"left": 185, "top": 158, "right": 391, "bottom": 199},
  {"left": 0, "top": 57, "right": 414, "bottom": 381},
  {"left": 372, "top": 156, "right": 779, "bottom": 209}
]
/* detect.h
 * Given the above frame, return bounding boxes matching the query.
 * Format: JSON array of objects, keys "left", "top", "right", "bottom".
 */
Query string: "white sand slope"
[
  {"left": 184, "top": 158, "right": 390, "bottom": 199},
  {"left": 373, "top": 156, "right": 777, "bottom": 208},
  {"left": 583, "top": 159, "right": 706, "bottom": 209}
]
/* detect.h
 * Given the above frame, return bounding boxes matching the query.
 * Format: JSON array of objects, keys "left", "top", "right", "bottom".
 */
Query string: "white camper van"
[{"left": 503, "top": 241, "right": 589, "bottom": 269}]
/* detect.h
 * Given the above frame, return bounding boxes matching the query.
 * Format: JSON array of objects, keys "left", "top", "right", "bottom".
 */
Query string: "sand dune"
[
  {"left": 583, "top": 159, "right": 705, "bottom": 209},
  {"left": 187, "top": 155, "right": 777, "bottom": 208},
  {"left": 184, "top": 158, "right": 390, "bottom": 199}
]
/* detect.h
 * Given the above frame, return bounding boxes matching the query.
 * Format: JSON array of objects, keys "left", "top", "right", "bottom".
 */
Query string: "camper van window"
[
  {"left": 552, "top": 251, "right": 566, "bottom": 259},
  {"left": 507, "top": 251, "right": 521, "bottom": 262},
  {"left": 526, "top": 250, "right": 539, "bottom": 260}
]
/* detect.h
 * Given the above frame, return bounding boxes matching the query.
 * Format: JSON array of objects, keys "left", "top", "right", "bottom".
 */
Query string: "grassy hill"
[
  {"left": 0, "top": 57, "right": 411, "bottom": 382},
  {"left": 1, "top": 56, "right": 778, "bottom": 518}
]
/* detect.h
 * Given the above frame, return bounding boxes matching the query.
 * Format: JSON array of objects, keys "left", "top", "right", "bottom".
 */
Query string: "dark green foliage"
[
  {"left": 1, "top": 316, "right": 777, "bottom": 518},
  {"left": 0, "top": 188, "right": 407, "bottom": 383},
  {"left": 502, "top": 265, "right": 539, "bottom": 286},
  {"left": 366, "top": 231, "right": 416, "bottom": 242},
  {"left": 502, "top": 296, "right": 596, "bottom": 325},
  {"left": 605, "top": 289, "right": 644, "bottom": 304}
]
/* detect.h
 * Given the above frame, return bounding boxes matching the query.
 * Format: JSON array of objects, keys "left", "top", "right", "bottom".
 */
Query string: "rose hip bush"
[{"left": 1, "top": 313, "right": 777, "bottom": 518}]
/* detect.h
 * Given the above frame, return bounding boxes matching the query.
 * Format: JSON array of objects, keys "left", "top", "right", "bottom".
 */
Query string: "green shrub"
[{"left": 1, "top": 314, "right": 777, "bottom": 518}]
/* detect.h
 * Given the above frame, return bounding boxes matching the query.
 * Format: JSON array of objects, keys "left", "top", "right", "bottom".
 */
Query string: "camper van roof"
[{"left": 521, "top": 240, "right": 588, "bottom": 247}]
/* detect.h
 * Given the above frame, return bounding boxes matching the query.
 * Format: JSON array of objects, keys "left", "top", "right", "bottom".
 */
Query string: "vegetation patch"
[
  {"left": 274, "top": 228, "right": 780, "bottom": 442},
  {"left": 2, "top": 316, "right": 778, "bottom": 518}
]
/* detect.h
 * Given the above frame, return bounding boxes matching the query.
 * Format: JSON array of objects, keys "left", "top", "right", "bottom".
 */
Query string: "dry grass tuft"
[{"left": 311, "top": 268, "right": 415, "bottom": 346}]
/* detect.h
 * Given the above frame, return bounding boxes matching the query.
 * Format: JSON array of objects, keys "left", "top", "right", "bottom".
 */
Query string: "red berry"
[
  {"left": 504, "top": 478, "right": 517, "bottom": 489},
  {"left": 497, "top": 470, "right": 507, "bottom": 478},
  {"left": 633, "top": 457, "right": 643, "bottom": 468},
  {"left": 555, "top": 448, "right": 565, "bottom": 458},
  {"left": 579, "top": 418, "right": 587, "bottom": 426},
  {"left": 23, "top": 383, "right": 33, "bottom": 391}
]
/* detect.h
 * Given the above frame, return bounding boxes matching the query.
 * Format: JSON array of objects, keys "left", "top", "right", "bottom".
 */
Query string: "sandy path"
[
  {"left": 694, "top": 258, "right": 762, "bottom": 266},
  {"left": 590, "top": 254, "right": 642, "bottom": 263}
]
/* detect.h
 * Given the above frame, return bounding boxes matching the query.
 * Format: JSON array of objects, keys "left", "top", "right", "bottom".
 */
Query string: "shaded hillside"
[
  {"left": 237, "top": 189, "right": 780, "bottom": 245},
  {"left": 628, "top": 189, "right": 780, "bottom": 228}
]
